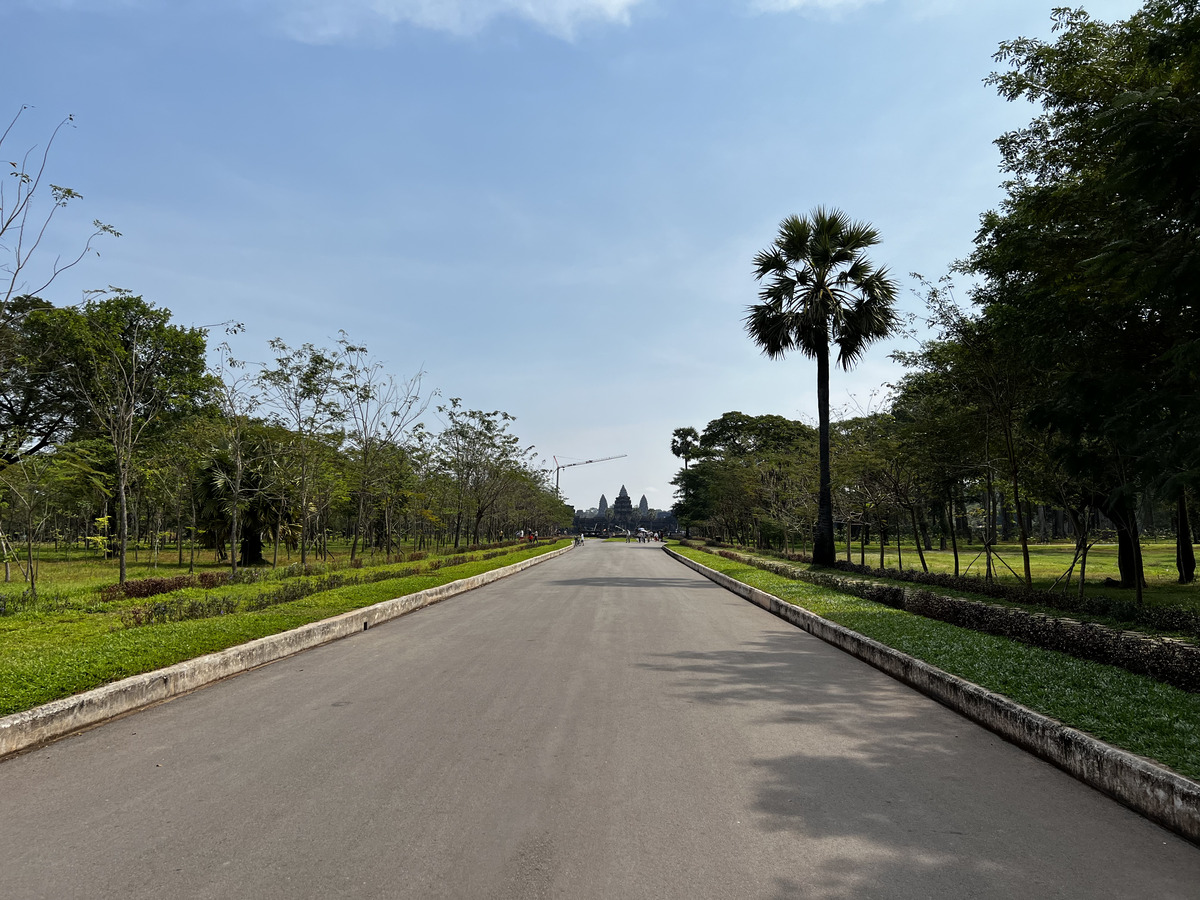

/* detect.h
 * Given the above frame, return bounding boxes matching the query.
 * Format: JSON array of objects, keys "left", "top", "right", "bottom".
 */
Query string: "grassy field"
[
  {"left": 671, "top": 544, "right": 1200, "bottom": 781},
  {"left": 0, "top": 540, "right": 451, "bottom": 600},
  {"left": 812, "top": 537, "right": 1200, "bottom": 610},
  {"left": 0, "top": 540, "right": 569, "bottom": 717}
]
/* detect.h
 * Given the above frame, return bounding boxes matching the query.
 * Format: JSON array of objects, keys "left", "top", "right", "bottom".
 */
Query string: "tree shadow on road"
[{"left": 640, "top": 632, "right": 1198, "bottom": 900}]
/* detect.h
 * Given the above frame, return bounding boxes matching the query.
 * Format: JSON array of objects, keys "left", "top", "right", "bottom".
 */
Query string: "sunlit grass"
[{"left": 785, "top": 538, "right": 1200, "bottom": 611}]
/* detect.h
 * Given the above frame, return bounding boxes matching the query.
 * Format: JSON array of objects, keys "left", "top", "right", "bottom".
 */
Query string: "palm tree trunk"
[{"left": 814, "top": 341, "right": 835, "bottom": 566}]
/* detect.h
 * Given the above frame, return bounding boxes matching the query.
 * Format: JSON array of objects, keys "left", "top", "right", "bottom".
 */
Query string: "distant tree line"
[{"left": 0, "top": 293, "right": 569, "bottom": 589}]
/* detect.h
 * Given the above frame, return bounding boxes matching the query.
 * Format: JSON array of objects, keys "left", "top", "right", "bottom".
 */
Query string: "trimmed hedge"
[{"left": 695, "top": 544, "right": 1200, "bottom": 693}]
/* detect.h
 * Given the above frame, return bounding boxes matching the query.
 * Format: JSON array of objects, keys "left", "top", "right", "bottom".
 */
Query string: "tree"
[
  {"left": 1, "top": 108, "right": 118, "bottom": 309},
  {"left": 746, "top": 208, "right": 899, "bottom": 566},
  {"left": 0, "top": 295, "right": 90, "bottom": 463},
  {"left": 335, "top": 334, "right": 427, "bottom": 561},
  {"left": 670, "top": 427, "right": 700, "bottom": 470},
  {"left": 432, "top": 400, "right": 536, "bottom": 547},
  {"left": 39, "top": 294, "right": 210, "bottom": 582},
  {"left": 209, "top": 348, "right": 263, "bottom": 573},
  {"left": 967, "top": 1, "right": 1200, "bottom": 595},
  {"left": 258, "top": 340, "right": 346, "bottom": 565}
]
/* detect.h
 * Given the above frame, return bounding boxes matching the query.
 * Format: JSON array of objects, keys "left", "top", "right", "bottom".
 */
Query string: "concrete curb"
[
  {"left": 0, "top": 545, "right": 572, "bottom": 760},
  {"left": 665, "top": 546, "right": 1200, "bottom": 846}
]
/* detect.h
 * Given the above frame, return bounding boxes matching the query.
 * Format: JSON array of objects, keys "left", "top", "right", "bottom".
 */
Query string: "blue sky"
[{"left": 7, "top": 0, "right": 1143, "bottom": 512}]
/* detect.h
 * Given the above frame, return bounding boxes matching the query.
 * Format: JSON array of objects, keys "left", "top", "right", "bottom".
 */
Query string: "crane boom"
[{"left": 553, "top": 453, "right": 627, "bottom": 492}]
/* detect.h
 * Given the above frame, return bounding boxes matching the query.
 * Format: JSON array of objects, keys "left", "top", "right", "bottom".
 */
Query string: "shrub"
[
  {"left": 120, "top": 594, "right": 239, "bottom": 627},
  {"left": 102, "top": 574, "right": 198, "bottom": 602},
  {"left": 198, "top": 571, "right": 232, "bottom": 590}
]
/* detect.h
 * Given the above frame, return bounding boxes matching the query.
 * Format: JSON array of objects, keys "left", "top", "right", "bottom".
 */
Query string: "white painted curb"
[
  {"left": 0, "top": 546, "right": 572, "bottom": 759},
  {"left": 666, "top": 546, "right": 1200, "bottom": 846}
]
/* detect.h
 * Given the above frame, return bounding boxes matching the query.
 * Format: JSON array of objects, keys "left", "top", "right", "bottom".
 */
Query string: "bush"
[
  {"left": 120, "top": 594, "right": 239, "bottom": 627},
  {"left": 100, "top": 574, "right": 198, "bottom": 602}
]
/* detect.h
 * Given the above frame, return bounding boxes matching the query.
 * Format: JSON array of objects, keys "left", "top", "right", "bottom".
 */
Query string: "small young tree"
[
  {"left": 258, "top": 340, "right": 345, "bottom": 565},
  {"left": 336, "top": 334, "right": 427, "bottom": 560}
]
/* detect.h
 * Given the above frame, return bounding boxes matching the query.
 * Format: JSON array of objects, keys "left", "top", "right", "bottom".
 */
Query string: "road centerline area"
[{"left": 2, "top": 542, "right": 1197, "bottom": 899}]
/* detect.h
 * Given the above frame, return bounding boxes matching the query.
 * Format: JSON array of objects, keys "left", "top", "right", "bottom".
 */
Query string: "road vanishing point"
[{"left": 2, "top": 541, "right": 1198, "bottom": 898}]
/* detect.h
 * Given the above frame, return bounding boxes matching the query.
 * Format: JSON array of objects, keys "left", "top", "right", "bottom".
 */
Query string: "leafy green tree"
[
  {"left": 0, "top": 296, "right": 91, "bottom": 463},
  {"left": 432, "top": 400, "right": 536, "bottom": 547},
  {"left": 968, "top": 1, "right": 1200, "bottom": 594},
  {"left": 37, "top": 294, "right": 209, "bottom": 582},
  {"left": 746, "top": 208, "right": 899, "bottom": 565}
]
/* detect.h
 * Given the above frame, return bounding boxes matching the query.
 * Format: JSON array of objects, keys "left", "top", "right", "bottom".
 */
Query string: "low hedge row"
[{"left": 697, "top": 544, "right": 1200, "bottom": 694}]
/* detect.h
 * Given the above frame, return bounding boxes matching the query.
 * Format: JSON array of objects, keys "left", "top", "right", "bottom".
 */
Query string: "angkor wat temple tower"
[{"left": 612, "top": 485, "right": 634, "bottom": 523}]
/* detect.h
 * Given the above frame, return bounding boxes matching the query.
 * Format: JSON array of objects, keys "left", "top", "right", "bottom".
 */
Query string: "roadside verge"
[
  {"left": 0, "top": 545, "right": 572, "bottom": 760},
  {"left": 665, "top": 546, "right": 1200, "bottom": 847}
]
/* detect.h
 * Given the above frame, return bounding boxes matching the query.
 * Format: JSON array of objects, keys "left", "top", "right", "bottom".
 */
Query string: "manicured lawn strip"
[
  {"left": 0, "top": 542, "right": 568, "bottom": 717},
  {"left": 671, "top": 545, "right": 1200, "bottom": 782}
]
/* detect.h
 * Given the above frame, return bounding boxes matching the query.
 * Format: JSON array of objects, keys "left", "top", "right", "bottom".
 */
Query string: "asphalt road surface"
[{"left": 3, "top": 541, "right": 1198, "bottom": 899}]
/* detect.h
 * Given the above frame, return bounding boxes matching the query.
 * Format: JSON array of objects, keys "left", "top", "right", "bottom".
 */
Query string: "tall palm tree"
[{"left": 746, "top": 208, "right": 899, "bottom": 566}]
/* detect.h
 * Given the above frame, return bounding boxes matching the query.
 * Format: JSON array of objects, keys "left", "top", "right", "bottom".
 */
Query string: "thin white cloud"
[
  {"left": 270, "top": 0, "right": 645, "bottom": 42},
  {"left": 749, "top": 0, "right": 883, "bottom": 14}
]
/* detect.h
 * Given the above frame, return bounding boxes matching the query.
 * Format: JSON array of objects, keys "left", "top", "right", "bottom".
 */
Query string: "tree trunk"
[
  {"left": 230, "top": 504, "right": 239, "bottom": 576},
  {"left": 240, "top": 529, "right": 266, "bottom": 567},
  {"left": 814, "top": 342, "right": 835, "bottom": 566},
  {"left": 117, "top": 469, "right": 129, "bottom": 584},
  {"left": 910, "top": 505, "right": 928, "bottom": 572},
  {"left": 1177, "top": 493, "right": 1195, "bottom": 584},
  {"left": 189, "top": 498, "right": 196, "bottom": 574},
  {"left": 1107, "top": 494, "right": 1144, "bottom": 594},
  {"left": 1009, "top": 463, "right": 1032, "bottom": 586},
  {"left": 949, "top": 499, "right": 960, "bottom": 576}
]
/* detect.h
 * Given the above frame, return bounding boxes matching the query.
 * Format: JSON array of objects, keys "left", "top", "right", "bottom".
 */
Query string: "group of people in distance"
[{"left": 625, "top": 531, "right": 662, "bottom": 543}]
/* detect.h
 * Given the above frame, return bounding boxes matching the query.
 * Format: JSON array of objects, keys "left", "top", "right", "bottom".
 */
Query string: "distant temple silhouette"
[{"left": 573, "top": 485, "right": 677, "bottom": 534}]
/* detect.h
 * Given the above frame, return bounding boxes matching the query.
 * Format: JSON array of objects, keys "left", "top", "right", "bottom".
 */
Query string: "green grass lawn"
[
  {"left": 0, "top": 539, "right": 449, "bottom": 601},
  {"left": 797, "top": 537, "right": 1200, "bottom": 611},
  {"left": 671, "top": 544, "right": 1200, "bottom": 782},
  {"left": 0, "top": 541, "right": 569, "bottom": 717}
]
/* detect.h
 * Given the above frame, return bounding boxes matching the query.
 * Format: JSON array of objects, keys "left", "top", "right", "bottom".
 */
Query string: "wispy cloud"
[
  {"left": 268, "top": 0, "right": 645, "bottom": 42},
  {"left": 749, "top": 0, "right": 884, "bottom": 15}
]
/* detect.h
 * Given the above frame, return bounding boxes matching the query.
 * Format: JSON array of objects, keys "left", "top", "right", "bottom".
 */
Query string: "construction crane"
[{"left": 553, "top": 453, "right": 627, "bottom": 493}]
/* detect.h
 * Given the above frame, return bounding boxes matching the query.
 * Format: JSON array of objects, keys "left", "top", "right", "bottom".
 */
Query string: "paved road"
[{"left": 2, "top": 542, "right": 1198, "bottom": 898}]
